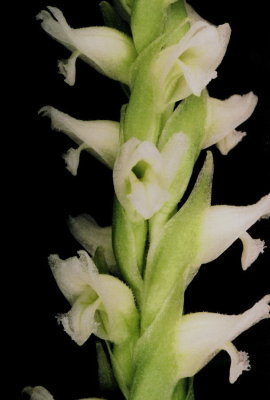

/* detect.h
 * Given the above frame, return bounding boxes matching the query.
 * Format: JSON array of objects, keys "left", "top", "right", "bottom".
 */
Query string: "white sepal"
[
  {"left": 49, "top": 251, "right": 137, "bottom": 345},
  {"left": 49, "top": 250, "right": 98, "bottom": 304},
  {"left": 23, "top": 386, "right": 54, "bottom": 400},
  {"left": 176, "top": 295, "right": 270, "bottom": 381},
  {"left": 37, "top": 7, "right": 136, "bottom": 85},
  {"left": 59, "top": 291, "right": 101, "bottom": 345},
  {"left": 157, "top": 20, "right": 231, "bottom": 103},
  {"left": 40, "top": 106, "right": 119, "bottom": 168},
  {"left": 216, "top": 130, "right": 246, "bottom": 155},
  {"left": 58, "top": 50, "right": 80, "bottom": 86},
  {"left": 199, "top": 194, "right": 270, "bottom": 265},
  {"left": 203, "top": 92, "right": 258, "bottom": 149},
  {"left": 68, "top": 214, "right": 116, "bottom": 268},
  {"left": 113, "top": 133, "right": 188, "bottom": 220},
  {"left": 62, "top": 143, "right": 88, "bottom": 176},
  {"left": 240, "top": 232, "right": 266, "bottom": 271}
]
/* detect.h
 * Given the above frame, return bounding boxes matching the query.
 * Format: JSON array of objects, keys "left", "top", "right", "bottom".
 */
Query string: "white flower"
[
  {"left": 23, "top": 386, "right": 107, "bottom": 400},
  {"left": 23, "top": 387, "right": 54, "bottom": 400},
  {"left": 113, "top": 133, "right": 188, "bottom": 220},
  {"left": 155, "top": 19, "right": 231, "bottom": 104},
  {"left": 202, "top": 92, "right": 258, "bottom": 154},
  {"left": 68, "top": 214, "right": 116, "bottom": 272},
  {"left": 40, "top": 106, "right": 119, "bottom": 172},
  {"left": 199, "top": 193, "right": 270, "bottom": 268},
  {"left": 37, "top": 7, "right": 136, "bottom": 85},
  {"left": 176, "top": 295, "right": 270, "bottom": 383},
  {"left": 48, "top": 251, "right": 138, "bottom": 345}
]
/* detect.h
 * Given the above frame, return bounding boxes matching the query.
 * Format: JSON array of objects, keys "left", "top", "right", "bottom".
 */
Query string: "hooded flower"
[
  {"left": 154, "top": 19, "right": 231, "bottom": 104},
  {"left": 37, "top": 7, "right": 136, "bottom": 85},
  {"left": 176, "top": 295, "right": 270, "bottom": 382},
  {"left": 40, "top": 106, "right": 119, "bottom": 173},
  {"left": 199, "top": 193, "right": 270, "bottom": 269},
  {"left": 202, "top": 91, "right": 258, "bottom": 154},
  {"left": 113, "top": 133, "right": 188, "bottom": 220},
  {"left": 48, "top": 251, "right": 138, "bottom": 345},
  {"left": 23, "top": 387, "right": 54, "bottom": 400}
]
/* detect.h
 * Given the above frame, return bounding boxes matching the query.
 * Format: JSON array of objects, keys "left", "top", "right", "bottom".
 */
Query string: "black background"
[{"left": 10, "top": 1, "right": 270, "bottom": 399}]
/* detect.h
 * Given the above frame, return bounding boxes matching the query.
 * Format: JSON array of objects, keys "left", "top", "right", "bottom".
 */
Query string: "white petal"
[
  {"left": 59, "top": 291, "right": 101, "bottom": 345},
  {"left": 113, "top": 138, "right": 165, "bottom": 220},
  {"left": 58, "top": 50, "right": 80, "bottom": 86},
  {"left": 158, "top": 21, "right": 230, "bottom": 101},
  {"left": 127, "top": 176, "right": 170, "bottom": 219},
  {"left": 48, "top": 250, "right": 98, "bottom": 304},
  {"left": 68, "top": 214, "right": 116, "bottom": 267},
  {"left": 240, "top": 232, "right": 266, "bottom": 271},
  {"left": 23, "top": 387, "right": 54, "bottom": 400},
  {"left": 222, "top": 342, "right": 250, "bottom": 383},
  {"left": 62, "top": 144, "right": 87, "bottom": 176},
  {"left": 37, "top": 7, "right": 136, "bottom": 84},
  {"left": 40, "top": 106, "right": 119, "bottom": 168},
  {"left": 199, "top": 194, "right": 270, "bottom": 264},
  {"left": 177, "top": 295, "right": 270, "bottom": 380},
  {"left": 36, "top": 7, "right": 72, "bottom": 48},
  {"left": 216, "top": 130, "right": 246, "bottom": 155},
  {"left": 203, "top": 92, "right": 258, "bottom": 148},
  {"left": 50, "top": 251, "right": 138, "bottom": 344}
]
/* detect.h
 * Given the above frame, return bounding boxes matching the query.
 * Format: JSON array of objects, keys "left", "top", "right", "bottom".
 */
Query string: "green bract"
[{"left": 34, "top": 1, "right": 269, "bottom": 400}]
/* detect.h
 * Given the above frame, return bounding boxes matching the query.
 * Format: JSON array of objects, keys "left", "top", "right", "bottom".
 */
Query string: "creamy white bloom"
[
  {"left": 199, "top": 193, "right": 270, "bottom": 267},
  {"left": 23, "top": 386, "right": 106, "bottom": 400},
  {"left": 68, "top": 214, "right": 116, "bottom": 270},
  {"left": 155, "top": 20, "right": 231, "bottom": 104},
  {"left": 203, "top": 92, "right": 258, "bottom": 153},
  {"left": 176, "top": 295, "right": 270, "bottom": 382},
  {"left": 40, "top": 106, "right": 119, "bottom": 170},
  {"left": 37, "top": 7, "right": 136, "bottom": 85},
  {"left": 113, "top": 133, "right": 188, "bottom": 220},
  {"left": 48, "top": 251, "right": 138, "bottom": 345},
  {"left": 23, "top": 386, "right": 54, "bottom": 400}
]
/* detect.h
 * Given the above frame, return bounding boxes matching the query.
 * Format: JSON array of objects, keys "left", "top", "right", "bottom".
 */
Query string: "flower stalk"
[{"left": 30, "top": 1, "right": 269, "bottom": 399}]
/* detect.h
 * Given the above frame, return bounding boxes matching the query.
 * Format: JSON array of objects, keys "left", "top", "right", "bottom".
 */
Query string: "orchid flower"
[
  {"left": 48, "top": 250, "right": 138, "bottom": 345},
  {"left": 113, "top": 133, "right": 188, "bottom": 220},
  {"left": 154, "top": 20, "right": 231, "bottom": 104},
  {"left": 23, "top": 386, "right": 106, "bottom": 400},
  {"left": 37, "top": 7, "right": 136, "bottom": 86},
  {"left": 176, "top": 295, "right": 270, "bottom": 383},
  {"left": 23, "top": 387, "right": 54, "bottom": 400},
  {"left": 203, "top": 91, "right": 258, "bottom": 154}
]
